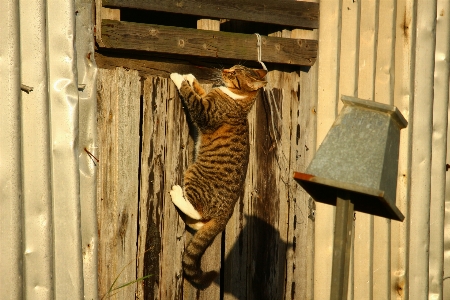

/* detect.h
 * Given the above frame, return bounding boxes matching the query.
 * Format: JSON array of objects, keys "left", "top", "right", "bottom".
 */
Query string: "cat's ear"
[
  {"left": 249, "top": 80, "right": 267, "bottom": 90},
  {"left": 254, "top": 69, "right": 268, "bottom": 79}
]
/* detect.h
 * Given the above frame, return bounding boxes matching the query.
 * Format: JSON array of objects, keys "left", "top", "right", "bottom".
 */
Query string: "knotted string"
[{"left": 255, "top": 33, "right": 268, "bottom": 71}]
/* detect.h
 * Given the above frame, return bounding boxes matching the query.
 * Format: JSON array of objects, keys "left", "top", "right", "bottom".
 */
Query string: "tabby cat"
[{"left": 169, "top": 65, "right": 267, "bottom": 289}]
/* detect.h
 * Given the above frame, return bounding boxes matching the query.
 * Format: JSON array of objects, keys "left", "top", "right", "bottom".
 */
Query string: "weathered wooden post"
[{"left": 294, "top": 95, "right": 407, "bottom": 299}]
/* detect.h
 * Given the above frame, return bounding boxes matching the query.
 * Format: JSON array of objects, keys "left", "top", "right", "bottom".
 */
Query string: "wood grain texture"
[
  {"left": 97, "top": 68, "right": 140, "bottom": 299},
  {"left": 101, "top": 20, "right": 318, "bottom": 67},
  {"left": 95, "top": 0, "right": 105, "bottom": 47},
  {"left": 136, "top": 76, "right": 186, "bottom": 300},
  {"left": 289, "top": 28, "right": 317, "bottom": 300},
  {"left": 94, "top": 52, "right": 220, "bottom": 83},
  {"left": 103, "top": 0, "right": 319, "bottom": 29}
]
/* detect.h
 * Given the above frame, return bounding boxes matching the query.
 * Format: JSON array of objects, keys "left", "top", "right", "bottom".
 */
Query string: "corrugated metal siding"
[
  {"left": 0, "top": 0, "right": 23, "bottom": 298},
  {"left": 2, "top": 0, "right": 449, "bottom": 299},
  {"left": 76, "top": 0, "right": 99, "bottom": 299},
  {"left": 316, "top": 0, "right": 450, "bottom": 299},
  {"left": 430, "top": 1, "right": 450, "bottom": 298},
  {"left": 0, "top": 0, "right": 98, "bottom": 299}
]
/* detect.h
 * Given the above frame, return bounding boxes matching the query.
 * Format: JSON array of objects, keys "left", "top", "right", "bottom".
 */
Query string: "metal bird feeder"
[{"left": 294, "top": 95, "right": 407, "bottom": 299}]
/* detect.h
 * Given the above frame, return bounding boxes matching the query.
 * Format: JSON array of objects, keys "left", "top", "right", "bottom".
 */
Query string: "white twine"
[{"left": 255, "top": 33, "right": 268, "bottom": 71}]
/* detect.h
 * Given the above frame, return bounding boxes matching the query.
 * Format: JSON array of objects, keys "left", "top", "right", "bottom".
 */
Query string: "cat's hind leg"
[
  {"left": 185, "top": 217, "right": 205, "bottom": 230},
  {"left": 170, "top": 185, "right": 202, "bottom": 220},
  {"left": 170, "top": 185, "right": 205, "bottom": 229}
]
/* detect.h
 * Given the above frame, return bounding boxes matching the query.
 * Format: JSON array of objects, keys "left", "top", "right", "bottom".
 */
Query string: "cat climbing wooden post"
[{"left": 95, "top": 1, "right": 320, "bottom": 298}]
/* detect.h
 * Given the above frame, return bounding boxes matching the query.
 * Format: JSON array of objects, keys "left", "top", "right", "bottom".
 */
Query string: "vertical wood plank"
[
  {"left": 97, "top": 68, "right": 140, "bottom": 299},
  {"left": 197, "top": 19, "right": 220, "bottom": 31},
  {"left": 246, "top": 72, "right": 290, "bottom": 300},
  {"left": 288, "top": 28, "right": 318, "bottom": 300},
  {"left": 136, "top": 76, "right": 188, "bottom": 300},
  {"left": 136, "top": 75, "right": 220, "bottom": 300},
  {"left": 266, "top": 36, "right": 295, "bottom": 300},
  {"left": 101, "top": 7, "right": 120, "bottom": 21},
  {"left": 223, "top": 67, "right": 310, "bottom": 300},
  {"left": 95, "top": 0, "right": 105, "bottom": 47}
]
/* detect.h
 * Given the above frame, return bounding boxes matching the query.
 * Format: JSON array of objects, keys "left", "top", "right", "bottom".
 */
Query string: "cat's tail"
[{"left": 182, "top": 218, "right": 225, "bottom": 289}]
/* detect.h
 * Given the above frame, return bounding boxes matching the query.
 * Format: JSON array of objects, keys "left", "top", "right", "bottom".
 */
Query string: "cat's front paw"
[
  {"left": 170, "top": 73, "right": 185, "bottom": 90},
  {"left": 184, "top": 74, "right": 196, "bottom": 87}
]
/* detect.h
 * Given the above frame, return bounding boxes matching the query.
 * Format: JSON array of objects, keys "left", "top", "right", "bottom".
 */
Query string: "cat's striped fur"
[{"left": 170, "top": 66, "right": 267, "bottom": 289}]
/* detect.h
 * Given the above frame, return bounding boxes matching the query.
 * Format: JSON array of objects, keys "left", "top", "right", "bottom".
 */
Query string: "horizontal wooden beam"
[
  {"left": 101, "top": 20, "right": 317, "bottom": 66},
  {"left": 102, "top": 0, "right": 319, "bottom": 29}
]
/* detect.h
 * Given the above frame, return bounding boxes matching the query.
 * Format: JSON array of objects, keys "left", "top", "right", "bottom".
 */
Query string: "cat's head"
[{"left": 222, "top": 65, "right": 267, "bottom": 92}]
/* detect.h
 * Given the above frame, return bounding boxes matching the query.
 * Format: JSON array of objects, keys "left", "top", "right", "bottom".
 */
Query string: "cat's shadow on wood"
[{"left": 213, "top": 214, "right": 294, "bottom": 299}]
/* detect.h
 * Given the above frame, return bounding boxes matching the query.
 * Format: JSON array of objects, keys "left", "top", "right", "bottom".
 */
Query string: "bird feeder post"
[
  {"left": 294, "top": 95, "right": 408, "bottom": 299},
  {"left": 330, "top": 192, "right": 353, "bottom": 300}
]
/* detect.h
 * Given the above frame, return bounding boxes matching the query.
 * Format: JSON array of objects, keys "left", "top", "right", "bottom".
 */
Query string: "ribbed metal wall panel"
[
  {"left": 392, "top": 0, "right": 415, "bottom": 299},
  {"left": 316, "top": 0, "right": 448, "bottom": 299},
  {"left": 75, "top": 0, "right": 99, "bottom": 299},
  {"left": 354, "top": 0, "right": 377, "bottom": 298},
  {"left": 338, "top": 1, "right": 360, "bottom": 298},
  {"left": 19, "top": 0, "right": 55, "bottom": 297},
  {"left": 46, "top": 0, "right": 85, "bottom": 296},
  {"left": 373, "top": 1, "right": 396, "bottom": 298},
  {"left": 0, "top": 0, "right": 98, "bottom": 298},
  {"left": 315, "top": 0, "right": 342, "bottom": 298},
  {"left": 430, "top": 1, "right": 450, "bottom": 299},
  {"left": 409, "top": 0, "right": 437, "bottom": 298},
  {"left": 0, "top": 0, "right": 23, "bottom": 299}
]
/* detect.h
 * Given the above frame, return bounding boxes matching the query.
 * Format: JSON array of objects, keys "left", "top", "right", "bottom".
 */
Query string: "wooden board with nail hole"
[{"left": 101, "top": 20, "right": 317, "bottom": 67}]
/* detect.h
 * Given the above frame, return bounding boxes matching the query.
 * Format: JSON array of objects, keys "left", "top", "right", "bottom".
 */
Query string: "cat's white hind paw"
[
  {"left": 170, "top": 185, "right": 202, "bottom": 220},
  {"left": 186, "top": 219, "right": 205, "bottom": 230},
  {"left": 184, "top": 74, "right": 196, "bottom": 86},
  {"left": 170, "top": 73, "right": 185, "bottom": 90}
]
